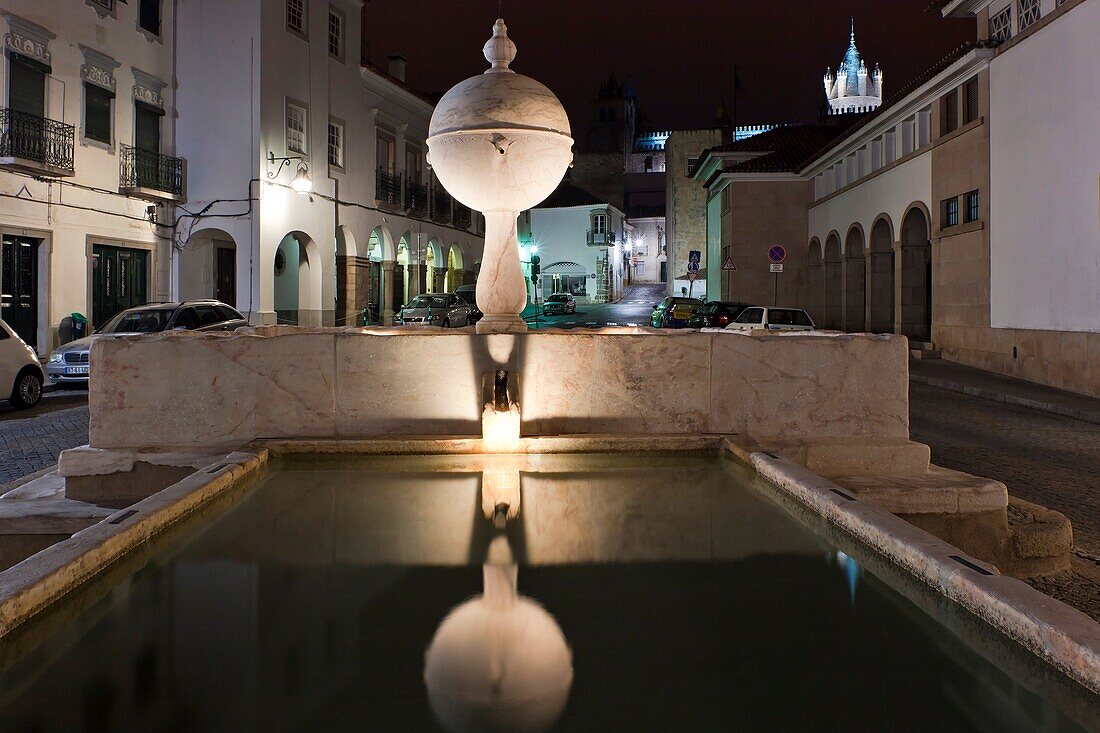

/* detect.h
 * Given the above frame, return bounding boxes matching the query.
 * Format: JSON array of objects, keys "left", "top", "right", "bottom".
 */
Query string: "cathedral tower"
[{"left": 823, "top": 20, "right": 883, "bottom": 114}]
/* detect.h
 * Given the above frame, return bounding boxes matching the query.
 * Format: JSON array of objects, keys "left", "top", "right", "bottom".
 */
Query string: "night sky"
[{"left": 363, "top": 1, "right": 975, "bottom": 141}]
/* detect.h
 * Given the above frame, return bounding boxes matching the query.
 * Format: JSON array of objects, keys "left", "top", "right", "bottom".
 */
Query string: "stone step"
[{"left": 910, "top": 347, "right": 942, "bottom": 359}]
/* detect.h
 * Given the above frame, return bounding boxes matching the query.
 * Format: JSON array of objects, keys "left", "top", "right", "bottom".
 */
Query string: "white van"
[
  {"left": 726, "top": 306, "right": 815, "bottom": 332},
  {"left": 0, "top": 319, "right": 43, "bottom": 409}
]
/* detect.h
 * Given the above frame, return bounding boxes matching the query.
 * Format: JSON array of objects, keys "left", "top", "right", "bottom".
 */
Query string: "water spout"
[{"left": 482, "top": 370, "right": 521, "bottom": 452}]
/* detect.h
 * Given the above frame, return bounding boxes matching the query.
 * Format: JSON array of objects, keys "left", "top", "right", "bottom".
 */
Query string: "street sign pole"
[
  {"left": 766, "top": 245, "right": 786, "bottom": 307},
  {"left": 774, "top": 271, "right": 778, "bottom": 306}
]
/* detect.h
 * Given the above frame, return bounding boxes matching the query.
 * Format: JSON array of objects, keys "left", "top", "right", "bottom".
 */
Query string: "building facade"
[
  {"left": 0, "top": 0, "right": 180, "bottom": 352},
  {"left": 176, "top": 0, "right": 484, "bottom": 328},
  {"left": 695, "top": 0, "right": 1098, "bottom": 397}
]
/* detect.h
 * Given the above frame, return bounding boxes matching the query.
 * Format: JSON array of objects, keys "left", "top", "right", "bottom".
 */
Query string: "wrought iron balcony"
[
  {"left": 405, "top": 180, "right": 428, "bottom": 214},
  {"left": 454, "top": 203, "right": 472, "bottom": 229},
  {"left": 432, "top": 189, "right": 452, "bottom": 222},
  {"left": 586, "top": 230, "right": 616, "bottom": 246},
  {"left": 0, "top": 107, "right": 75, "bottom": 177},
  {"left": 376, "top": 169, "right": 402, "bottom": 206},
  {"left": 119, "top": 144, "right": 185, "bottom": 201}
]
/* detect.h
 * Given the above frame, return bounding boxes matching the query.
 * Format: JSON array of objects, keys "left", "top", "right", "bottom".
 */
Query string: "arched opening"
[
  {"left": 397, "top": 237, "right": 411, "bottom": 309},
  {"left": 869, "top": 216, "right": 895, "bottom": 333},
  {"left": 335, "top": 225, "right": 359, "bottom": 326},
  {"left": 806, "top": 238, "right": 823, "bottom": 326},
  {"left": 823, "top": 233, "right": 843, "bottom": 330},
  {"left": 445, "top": 244, "right": 463, "bottom": 292},
  {"left": 181, "top": 227, "right": 238, "bottom": 308},
  {"left": 425, "top": 238, "right": 443, "bottom": 293},
  {"left": 900, "top": 207, "right": 931, "bottom": 341},
  {"left": 844, "top": 226, "right": 866, "bottom": 332},
  {"left": 364, "top": 228, "right": 390, "bottom": 324},
  {"left": 274, "top": 231, "right": 321, "bottom": 326}
]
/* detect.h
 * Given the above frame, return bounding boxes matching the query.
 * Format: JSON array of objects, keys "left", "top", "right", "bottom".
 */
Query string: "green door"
[{"left": 92, "top": 245, "right": 149, "bottom": 330}]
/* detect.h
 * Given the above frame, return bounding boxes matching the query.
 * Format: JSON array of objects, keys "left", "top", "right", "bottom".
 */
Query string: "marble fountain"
[{"left": 0, "top": 18, "right": 1096, "bottom": 732}]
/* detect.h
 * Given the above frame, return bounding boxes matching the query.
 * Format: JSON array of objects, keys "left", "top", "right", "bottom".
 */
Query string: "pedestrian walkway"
[
  {"left": 910, "top": 358, "right": 1100, "bottom": 425},
  {"left": 0, "top": 406, "right": 89, "bottom": 488}
]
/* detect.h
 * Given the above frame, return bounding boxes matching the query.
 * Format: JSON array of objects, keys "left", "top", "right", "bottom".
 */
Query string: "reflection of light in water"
[
  {"left": 832, "top": 551, "right": 861, "bottom": 607},
  {"left": 425, "top": 538, "right": 573, "bottom": 733}
]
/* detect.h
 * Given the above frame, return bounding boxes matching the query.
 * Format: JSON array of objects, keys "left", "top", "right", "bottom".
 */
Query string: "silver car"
[
  {"left": 396, "top": 294, "right": 475, "bottom": 328},
  {"left": 46, "top": 300, "right": 248, "bottom": 385}
]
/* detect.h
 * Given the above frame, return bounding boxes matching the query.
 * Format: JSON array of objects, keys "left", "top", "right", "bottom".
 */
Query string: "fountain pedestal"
[{"left": 476, "top": 212, "right": 529, "bottom": 333}]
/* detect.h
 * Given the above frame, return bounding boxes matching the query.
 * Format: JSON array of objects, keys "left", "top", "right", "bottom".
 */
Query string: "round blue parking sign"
[{"left": 767, "top": 244, "right": 786, "bottom": 264}]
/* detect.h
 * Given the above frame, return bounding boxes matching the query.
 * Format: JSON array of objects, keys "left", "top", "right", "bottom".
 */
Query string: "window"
[
  {"left": 686, "top": 156, "right": 699, "bottom": 177},
  {"left": 286, "top": 101, "right": 307, "bottom": 155},
  {"left": 139, "top": 0, "right": 161, "bottom": 36},
  {"left": 735, "top": 308, "right": 765, "bottom": 324},
  {"left": 89, "top": 0, "right": 114, "bottom": 12},
  {"left": 215, "top": 305, "right": 243, "bottom": 322},
  {"left": 942, "top": 197, "right": 960, "bottom": 228},
  {"left": 940, "top": 90, "right": 958, "bottom": 135},
  {"left": 635, "top": 262, "right": 646, "bottom": 276},
  {"left": 8, "top": 54, "right": 46, "bottom": 117},
  {"left": 963, "top": 78, "right": 979, "bottom": 124},
  {"left": 376, "top": 132, "right": 394, "bottom": 172},
  {"left": 964, "top": 190, "right": 980, "bottom": 223},
  {"left": 328, "top": 120, "right": 344, "bottom": 168},
  {"left": 635, "top": 241, "right": 649, "bottom": 256},
  {"left": 1018, "top": 0, "right": 1041, "bottom": 31},
  {"left": 405, "top": 145, "right": 421, "bottom": 184},
  {"left": 84, "top": 83, "right": 113, "bottom": 144},
  {"left": 721, "top": 187, "right": 731, "bottom": 213},
  {"left": 592, "top": 213, "right": 607, "bottom": 234},
  {"left": 328, "top": 8, "right": 344, "bottom": 59},
  {"left": 989, "top": 6, "right": 1012, "bottom": 42},
  {"left": 287, "top": 0, "right": 306, "bottom": 35},
  {"left": 135, "top": 103, "right": 162, "bottom": 152}
]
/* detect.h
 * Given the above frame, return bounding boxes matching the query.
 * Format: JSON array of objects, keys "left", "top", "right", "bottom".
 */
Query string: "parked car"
[
  {"left": 686, "top": 301, "right": 754, "bottom": 329},
  {"left": 1, "top": 319, "right": 44, "bottom": 409},
  {"left": 46, "top": 300, "right": 248, "bottom": 386},
  {"left": 396, "top": 294, "right": 476, "bottom": 328},
  {"left": 650, "top": 297, "right": 704, "bottom": 328},
  {"left": 542, "top": 293, "right": 577, "bottom": 315},
  {"left": 725, "top": 306, "right": 815, "bottom": 332},
  {"left": 453, "top": 284, "right": 483, "bottom": 323}
]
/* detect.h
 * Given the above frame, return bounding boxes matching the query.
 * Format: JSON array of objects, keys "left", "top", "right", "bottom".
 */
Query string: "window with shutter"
[{"left": 84, "top": 83, "right": 113, "bottom": 144}]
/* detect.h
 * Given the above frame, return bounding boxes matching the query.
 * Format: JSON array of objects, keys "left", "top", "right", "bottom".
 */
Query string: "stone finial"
[{"left": 483, "top": 18, "right": 517, "bottom": 73}]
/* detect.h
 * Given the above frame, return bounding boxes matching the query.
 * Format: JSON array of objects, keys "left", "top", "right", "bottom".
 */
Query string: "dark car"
[
  {"left": 686, "top": 301, "right": 754, "bottom": 329},
  {"left": 45, "top": 300, "right": 248, "bottom": 385},
  {"left": 650, "top": 297, "right": 704, "bottom": 328},
  {"left": 453, "top": 285, "right": 483, "bottom": 323},
  {"left": 542, "top": 293, "right": 577, "bottom": 315}
]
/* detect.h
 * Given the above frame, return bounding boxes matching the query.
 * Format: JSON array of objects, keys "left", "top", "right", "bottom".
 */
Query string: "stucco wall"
[
  {"left": 88, "top": 329, "right": 910, "bottom": 450},
  {"left": 666, "top": 130, "right": 723, "bottom": 298},
  {"left": 989, "top": 0, "right": 1100, "bottom": 333}
]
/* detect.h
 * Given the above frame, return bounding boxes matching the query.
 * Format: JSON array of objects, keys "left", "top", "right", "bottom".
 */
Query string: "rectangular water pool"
[{"left": 0, "top": 453, "right": 1096, "bottom": 731}]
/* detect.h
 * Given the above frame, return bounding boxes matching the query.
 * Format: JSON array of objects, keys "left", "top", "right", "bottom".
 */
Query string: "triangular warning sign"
[{"left": 721, "top": 255, "right": 737, "bottom": 271}]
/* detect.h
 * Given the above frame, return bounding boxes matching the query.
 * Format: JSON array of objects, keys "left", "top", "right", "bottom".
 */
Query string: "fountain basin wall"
[{"left": 88, "top": 328, "right": 910, "bottom": 450}]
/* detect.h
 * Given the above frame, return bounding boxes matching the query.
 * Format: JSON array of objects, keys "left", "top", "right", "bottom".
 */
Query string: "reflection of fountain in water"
[{"left": 424, "top": 473, "right": 573, "bottom": 733}]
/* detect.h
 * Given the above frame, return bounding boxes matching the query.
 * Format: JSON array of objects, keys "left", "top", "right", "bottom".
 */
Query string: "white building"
[
  {"left": 176, "top": 0, "right": 484, "bottom": 328},
  {"left": 521, "top": 181, "right": 627, "bottom": 304},
  {"left": 0, "top": 0, "right": 180, "bottom": 351},
  {"left": 824, "top": 22, "right": 883, "bottom": 115}
]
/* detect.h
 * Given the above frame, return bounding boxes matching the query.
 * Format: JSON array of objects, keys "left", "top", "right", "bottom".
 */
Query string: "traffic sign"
[
  {"left": 687, "top": 271, "right": 698, "bottom": 282},
  {"left": 767, "top": 244, "right": 786, "bottom": 264},
  {"left": 769, "top": 263, "right": 784, "bottom": 273},
  {"left": 688, "top": 249, "right": 701, "bottom": 273},
  {"left": 721, "top": 255, "right": 737, "bottom": 271}
]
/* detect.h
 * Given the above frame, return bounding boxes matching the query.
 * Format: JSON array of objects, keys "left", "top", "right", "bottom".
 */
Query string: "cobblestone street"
[{"left": 0, "top": 406, "right": 89, "bottom": 488}]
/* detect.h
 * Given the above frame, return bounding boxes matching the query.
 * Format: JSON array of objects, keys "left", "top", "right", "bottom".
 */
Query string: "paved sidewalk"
[
  {"left": 910, "top": 358, "right": 1100, "bottom": 425},
  {"left": 0, "top": 406, "right": 89, "bottom": 489}
]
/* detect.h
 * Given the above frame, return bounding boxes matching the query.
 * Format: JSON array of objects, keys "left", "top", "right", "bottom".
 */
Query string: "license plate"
[
  {"left": 65, "top": 366, "right": 89, "bottom": 375},
  {"left": 672, "top": 307, "right": 694, "bottom": 319}
]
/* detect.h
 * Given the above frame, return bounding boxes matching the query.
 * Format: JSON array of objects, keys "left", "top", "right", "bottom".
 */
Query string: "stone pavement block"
[{"left": 0, "top": 407, "right": 90, "bottom": 488}]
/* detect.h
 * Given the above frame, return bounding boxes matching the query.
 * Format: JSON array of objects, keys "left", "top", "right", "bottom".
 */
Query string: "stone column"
[
  {"left": 382, "top": 260, "right": 396, "bottom": 325},
  {"left": 476, "top": 210, "right": 528, "bottom": 333}
]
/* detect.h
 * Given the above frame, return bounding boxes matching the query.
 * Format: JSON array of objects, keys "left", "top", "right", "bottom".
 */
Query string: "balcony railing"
[
  {"left": 586, "top": 230, "right": 616, "bottom": 246},
  {"left": 0, "top": 107, "right": 75, "bottom": 176},
  {"left": 376, "top": 169, "right": 402, "bottom": 206},
  {"left": 454, "top": 203, "right": 472, "bottom": 229},
  {"left": 432, "top": 189, "right": 452, "bottom": 222},
  {"left": 119, "top": 144, "right": 184, "bottom": 200},
  {"left": 406, "top": 180, "right": 428, "bottom": 214}
]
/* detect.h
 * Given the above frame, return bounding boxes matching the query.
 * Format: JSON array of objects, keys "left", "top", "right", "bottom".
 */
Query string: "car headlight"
[{"left": 48, "top": 352, "right": 63, "bottom": 363}]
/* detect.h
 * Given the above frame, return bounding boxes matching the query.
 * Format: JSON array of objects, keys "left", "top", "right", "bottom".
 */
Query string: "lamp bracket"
[{"left": 267, "top": 151, "right": 305, "bottom": 179}]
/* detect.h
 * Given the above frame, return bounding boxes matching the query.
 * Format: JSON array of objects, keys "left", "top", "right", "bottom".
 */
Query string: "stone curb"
[
  {"left": 0, "top": 449, "right": 268, "bottom": 637},
  {"left": 747, "top": 449, "right": 1100, "bottom": 696},
  {"left": 911, "top": 373, "right": 1100, "bottom": 426}
]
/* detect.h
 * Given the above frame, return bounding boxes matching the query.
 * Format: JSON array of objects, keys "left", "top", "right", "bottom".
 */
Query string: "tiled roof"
[
  {"left": 705, "top": 124, "right": 856, "bottom": 175},
  {"left": 535, "top": 181, "right": 607, "bottom": 209},
  {"left": 360, "top": 58, "right": 436, "bottom": 105}
]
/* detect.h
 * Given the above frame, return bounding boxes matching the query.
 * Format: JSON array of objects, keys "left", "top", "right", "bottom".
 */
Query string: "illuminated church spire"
[{"left": 823, "top": 19, "right": 883, "bottom": 114}]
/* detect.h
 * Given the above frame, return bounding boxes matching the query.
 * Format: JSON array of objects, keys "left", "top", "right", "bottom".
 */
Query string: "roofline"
[{"left": 799, "top": 45, "right": 994, "bottom": 176}]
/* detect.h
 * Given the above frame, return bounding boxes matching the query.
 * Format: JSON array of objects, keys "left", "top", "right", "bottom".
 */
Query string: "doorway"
[
  {"left": 1, "top": 235, "right": 40, "bottom": 347},
  {"left": 215, "top": 246, "right": 235, "bottom": 306},
  {"left": 659, "top": 261, "right": 667, "bottom": 283},
  {"left": 92, "top": 244, "right": 149, "bottom": 330}
]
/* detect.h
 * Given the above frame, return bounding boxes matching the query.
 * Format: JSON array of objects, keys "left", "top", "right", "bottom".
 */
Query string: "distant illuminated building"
[{"left": 824, "top": 20, "right": 883, "bottom": 114}]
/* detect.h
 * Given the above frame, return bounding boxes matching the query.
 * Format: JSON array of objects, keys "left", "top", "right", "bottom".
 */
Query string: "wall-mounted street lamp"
[{"left": 267, "top": 152, "right": 313, "bottom": 194}]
